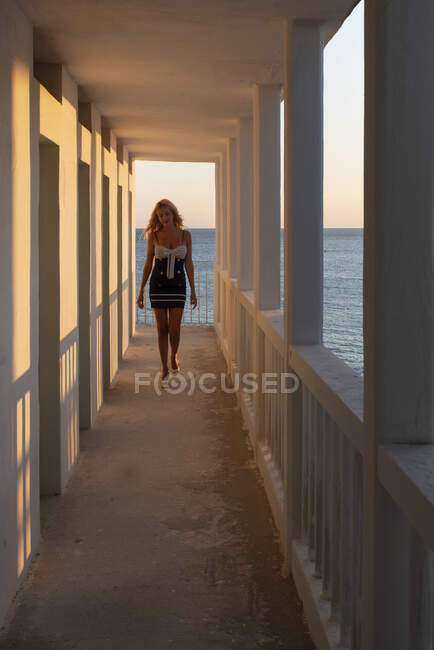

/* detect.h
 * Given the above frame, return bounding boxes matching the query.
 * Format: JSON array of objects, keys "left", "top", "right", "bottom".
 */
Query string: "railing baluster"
[
  {"left": 278, "top": 351, "right": 282, "bottom": 472},
  {"left": 249, "top": 313, "right": 255, "bottom": 416},
  {"left": 269, "top": 340, "right": 273, "bottom": 450},
  {"left": 206, "top": 261, "right": 209, "bottom": 324},
  {"left": 273, "top": 345, "right": 277, "bottom": 457},
  {"left": 314, "top": 401, "right": 323, "bottom": 578},
  {"left": 307, "top": 393, "right": 315, "bottom": 560},
  {"left": 409, "top": 528, "right": 433, "bottom": 650},
  {"left": 340, "top": 434, "right": 354, "bottom": 646},
  {"left": 271, "top": 345, "right": 276, "bottom": 456},
  {"left": 276, "top": 380, "right": 280, "bottom": 474},
  {"left": 322, "top": 411, "right": 332, "bottom": 599},
  {"left": 266, "top": 346, "right": 270, "bottom": 450},
  {"left": 301, "top": 384, "right": 309, "bottom": 543},
  {"left": 274, "top": 350, "right": 278, "bottom": 470},
  {"left": 432, "top": 565, "right": 434, "bottom": 650},
  {"left": 352, "top": 450, "right": 363, "bottom": 650},
  {"left": 198, "top": 261, "right": 201, "bottom": 324},
  {"left": 330, "top": 423, "right": 341, "bottom": 623}
]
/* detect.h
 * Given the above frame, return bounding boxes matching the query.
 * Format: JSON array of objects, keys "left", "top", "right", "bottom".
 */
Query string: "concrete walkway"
[{"left": 0, "top": 325, "right": 314, "bottom": 650}]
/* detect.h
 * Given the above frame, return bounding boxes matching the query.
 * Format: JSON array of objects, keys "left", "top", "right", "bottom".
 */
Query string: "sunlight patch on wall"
[
  {"left": 12, "top": 58, "right": 31, "bottom": 382},
  {"left": 15, "top": 390, "right": 31, "bottom": 577}
]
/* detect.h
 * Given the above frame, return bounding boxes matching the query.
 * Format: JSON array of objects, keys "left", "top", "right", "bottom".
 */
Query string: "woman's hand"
[
  {"left": 190, "top": 290, "right": 198, "bottom": 309},
  {"left": 137, "top": 290, "right": 144, "bottom": 310}
]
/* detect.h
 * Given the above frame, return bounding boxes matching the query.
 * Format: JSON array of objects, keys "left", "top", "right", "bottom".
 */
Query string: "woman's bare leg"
[
  {"left": 154, "top": 308, "right": 169, "bottom": 375},
  {"left": 168, "top": 307, "right": 183, "bottom": 370}
]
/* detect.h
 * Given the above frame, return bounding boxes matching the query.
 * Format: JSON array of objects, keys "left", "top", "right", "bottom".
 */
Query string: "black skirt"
[{"left": 149, "top": 258, "right": 187, "bottom": 309}]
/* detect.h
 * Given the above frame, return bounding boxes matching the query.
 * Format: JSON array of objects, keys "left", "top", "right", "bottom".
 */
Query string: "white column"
[
  {"left": 214, "top": 159, "right": 221, "bottom": 326},
  {"left": 283, "top": 20, "right": 323, "bottom": 348},
  {"left": 363, "top": 1, "right": 434, "bottom": 649},
  {"left": 219, "top": 151, "right": 227, "bottom": 272},
  {"left": 237, "top": 117, "right": 253, "bottom": 291},
  {"left": 226, "top": 137, "right": 238, "bottom": 279},
  {"left": 252, "top": 83, "right": 281, "bottom": 464},
  {"left": 282, "top": 19, "right": 324, "bottom": 566},
  {"left": 252, "top": 84, "right": 281, "bottom": 311},
  {"left": 215, "top": 159, "right": 221, "bottom": 266},
  {"left": 219, "top": 151, "right": 228, "bottom": 338}
]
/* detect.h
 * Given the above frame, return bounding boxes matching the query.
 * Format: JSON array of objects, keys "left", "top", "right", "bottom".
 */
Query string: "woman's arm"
[
  {"left": 184, "top": 230, "right": 197, "bottom": 308},
  {"left": 137, "top": 232, "right": 155, "bottom": 307}
]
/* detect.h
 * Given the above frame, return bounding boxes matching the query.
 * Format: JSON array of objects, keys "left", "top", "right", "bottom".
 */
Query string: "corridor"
[{"left": 0, "top": 326, "right": 313, "bottom": 650}]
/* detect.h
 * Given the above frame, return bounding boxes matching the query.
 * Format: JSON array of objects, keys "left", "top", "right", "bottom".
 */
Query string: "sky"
[{"left": 135, "top": 1, "right": 364, "bottom": 230}]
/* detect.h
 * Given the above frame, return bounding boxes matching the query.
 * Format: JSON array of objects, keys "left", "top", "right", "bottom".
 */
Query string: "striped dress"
[{"left": 149, "top": 230, "right": 187, "bottom": 309}]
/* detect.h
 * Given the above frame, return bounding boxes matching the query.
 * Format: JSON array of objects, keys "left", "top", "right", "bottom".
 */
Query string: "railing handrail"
[
  {"left": 290, "top": 344, "right": 364, "bottom": 454},
  {"left": 219, "top": 271, "right": 365, "bottom": 449}
]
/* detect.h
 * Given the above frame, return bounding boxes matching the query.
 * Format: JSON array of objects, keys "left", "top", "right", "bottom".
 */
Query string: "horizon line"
[{"left": 135, "top": 226, "right": 364, "bottom": 230}]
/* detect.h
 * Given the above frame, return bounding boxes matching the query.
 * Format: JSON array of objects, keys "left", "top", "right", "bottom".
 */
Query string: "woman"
[{"left": 137, "top": 199, "right": 197, "bottom": 387}]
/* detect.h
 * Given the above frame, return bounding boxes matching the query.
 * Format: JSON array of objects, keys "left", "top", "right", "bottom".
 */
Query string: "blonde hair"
[{"left": 144, "top": 199, "right": 184, "bottom": 240}]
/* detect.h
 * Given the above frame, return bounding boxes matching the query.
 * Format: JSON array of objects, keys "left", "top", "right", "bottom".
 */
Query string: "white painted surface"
[
  {"left": 283, "top": 19, "right": 324, "bottom": 347},
  {"left": 227, "top": 137, "right": 238, "bottom": 280},
  {"left": 0, "top": 0, "right": 40, "bottom": 626},
  {"left": 19, "top": 0, "right": 353, "bottom": 161},
  {"left": 219, "top": 151, "right": 227, "bottom": 272},
  {"left": 0, "top": 0, "right": 136, "bottom": 626},
  {"left": 215, "top": 160, "right": 221, "bottom": 267},
  {"left": 214, "top": 6, "right": 434, "bottom": 644},
  {"left": 237, "top": 117, "right": 253, "bottom": 292},
  {"left": 378, "top": 445, "right": 434, "bottom": 552},
  {"left": 89, "top": 105, "right": 104, "bottom": 420},
  {"left": 252, "top": 83, "right": 281, "bottom": 312},
  {"left": 292, "top": 541, "right": 341, "bottom": 650},
  {"left": 363, "top": 0, "right": 434, "bottom": 647},
  {"left": 290, "top": 344, "right": 364, "bottom": 453}
]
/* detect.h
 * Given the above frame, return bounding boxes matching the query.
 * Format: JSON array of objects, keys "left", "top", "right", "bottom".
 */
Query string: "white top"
[{"left": 154, "top": 243, "right": 187, "bottom": 279}]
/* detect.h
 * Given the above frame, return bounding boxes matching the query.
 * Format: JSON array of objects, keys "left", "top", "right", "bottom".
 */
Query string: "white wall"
[
  {"left": 0, "top": 0, "right": 40, "bottom": 626},
  {"left": 117, "top": 145, "right": 131, "bottom": 360},
  {"left": 0, "top": 0, "right": 135, "bottom": 625}
]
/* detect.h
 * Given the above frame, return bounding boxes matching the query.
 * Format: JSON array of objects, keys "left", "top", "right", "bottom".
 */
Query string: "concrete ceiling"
[{"left": 19, "top": 0, "right": 358, "bottom": 162}]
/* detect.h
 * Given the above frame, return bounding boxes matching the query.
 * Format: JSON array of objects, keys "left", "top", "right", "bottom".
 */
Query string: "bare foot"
[
  {"left": 161, "top": 365, "right": 169, "bottom": 378},
  {"left": 170, "top": 354, "right": 180, "bottom": 372}
]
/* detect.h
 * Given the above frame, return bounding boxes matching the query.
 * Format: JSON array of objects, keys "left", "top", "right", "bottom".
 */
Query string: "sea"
[{"left": 135, "top": 228, "right": 363, "bottom": 375}]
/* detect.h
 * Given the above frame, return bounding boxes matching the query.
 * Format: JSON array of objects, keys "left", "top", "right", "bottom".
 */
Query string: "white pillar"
[
  {"left": 214, "top": 159, "right": 221, "bottom": 326},
  {"left": 226, "top": 137, "right": 238, "bottom": 279},
  {"left": 282, "top": 19, "right": 324, "bottom": 569},
  {"left": 283, "top": 20, "right": 323, "bottom": 348},
  {"left": 215, "top": 159, "right": 221, "bottom": 266},
  {"left": 252, "top": 84, "right": 281, "bottom": 311},
  {"left": 237, "top": 117, "right": 254, "bottom": 291},
  {"left": 252, "top": 83, "right": 281, "bottom": 464},
  {"left": 219, "top": 151, "right": 228, "bottom": 272},
  {"left": 363, "top": 1, "right": 434, "bottom": 648},
  {"left": 219, "top": 151, "right": 228, "bottom": 338}
]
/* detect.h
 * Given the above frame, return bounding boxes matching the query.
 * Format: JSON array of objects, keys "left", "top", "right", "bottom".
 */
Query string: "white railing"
[
  {"left": 238, "top": 294, "right": 255, "bottom": 427},
  {"left": 290, "top": 346, "right": 364, "bottom": 650},
  {"left": 214, "top": 262, "right": 434, "bottom": 650},
  {"left": 135, "top": 259, "right": 214, "bottom": 326}
]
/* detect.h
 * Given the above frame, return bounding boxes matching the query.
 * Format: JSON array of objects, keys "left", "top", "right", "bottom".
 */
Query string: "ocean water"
[
  {"left": 323, "top": 229, "right": 363, "bottom": 375},
  {"left": 136, "top": 228, "right": 363, "bottom": 375}
]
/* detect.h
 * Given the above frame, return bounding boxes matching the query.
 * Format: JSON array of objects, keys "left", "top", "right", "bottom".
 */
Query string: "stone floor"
[{"left": 0, "top": 325, "right": 314, "bottom": 650}]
